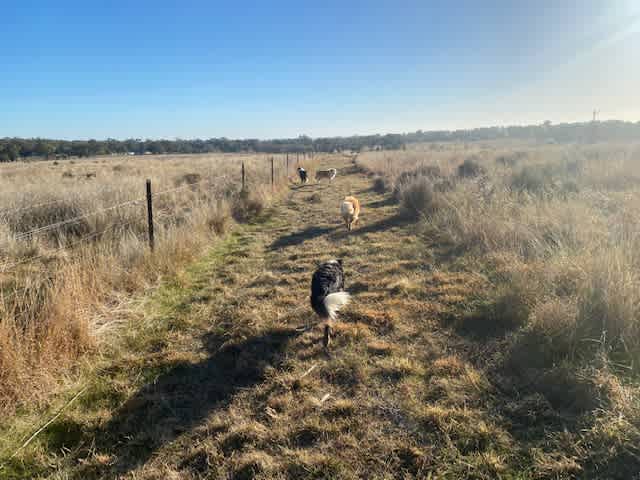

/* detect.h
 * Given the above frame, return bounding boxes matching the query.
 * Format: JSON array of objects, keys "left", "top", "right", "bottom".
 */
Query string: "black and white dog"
[
  {"left": 297, "top": 166, "right": 308, "bottom": 184},
  {"left": 310, "top": 259, "right": 351, "bottom": 347},
  {"left": 310, "top": 259, "right": 350, "bottom": 319}
]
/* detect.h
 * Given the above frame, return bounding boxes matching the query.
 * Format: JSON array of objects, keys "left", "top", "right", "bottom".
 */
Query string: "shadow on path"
[
  {"left": 270, "top": 226, "right": 337, "bottom": 250},
  {"left": 81, "top": 328, "right": 298, "bottom": 478},
  {"left": 332, "top": 215, "right": 408, "bottom": 239}
]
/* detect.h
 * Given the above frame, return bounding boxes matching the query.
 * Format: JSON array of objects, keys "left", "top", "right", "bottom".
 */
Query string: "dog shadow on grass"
[
  {"left": 331, "top": 214, "right": 408, "bottom": 240},
  {"left": 78, "top": 328, "right": 298, "bottom": 478},
  {"left": 269, "top": 225, "right": 338, "bottom": 250}
]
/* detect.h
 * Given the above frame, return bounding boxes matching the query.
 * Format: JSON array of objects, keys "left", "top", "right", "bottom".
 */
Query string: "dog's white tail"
[{"left": 324, "top": 292, "right": 351, "bottom": 320}]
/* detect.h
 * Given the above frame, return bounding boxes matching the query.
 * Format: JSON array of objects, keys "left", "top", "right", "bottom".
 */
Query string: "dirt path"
[{"left": 7, "top": 156, "right": 519, "bottom": 479}]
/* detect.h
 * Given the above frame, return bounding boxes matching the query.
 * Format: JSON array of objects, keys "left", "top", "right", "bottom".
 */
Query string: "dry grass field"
[
  {"left": 0, "top": 152, "right": 319, "bottom": 414},
  {"left": 1, "top": 145, "right": 639, "bottom": 479}
]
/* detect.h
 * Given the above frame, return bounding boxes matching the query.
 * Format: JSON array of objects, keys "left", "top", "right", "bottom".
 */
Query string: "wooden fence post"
[
  {"left": 271, "top": 156, "right": 275, "bottom": 191},
  {"left": 286, "top": 153, "right": 289, "bottom": 175},
  {"left": 146, "top": 179, "right": 155, "bottom": 252},
  {"left": 241, "top": 162, "right": 245, "bottom": 192}
]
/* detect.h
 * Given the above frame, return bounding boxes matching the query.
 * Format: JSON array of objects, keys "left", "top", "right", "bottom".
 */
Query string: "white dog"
[{"left": 315, "top": 168, "right": 337, "bottom": 182}]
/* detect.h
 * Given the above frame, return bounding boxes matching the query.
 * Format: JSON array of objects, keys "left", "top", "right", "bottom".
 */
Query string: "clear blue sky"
[{"left": 2, "top": 1, "right": 639, "bottom": 139}]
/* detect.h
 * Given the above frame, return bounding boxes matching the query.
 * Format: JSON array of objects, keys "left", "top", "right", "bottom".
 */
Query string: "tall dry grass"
[
  {"left": 0, "top": 152, "right": 318, "bottom": 413},
  {"left": 358, "top": 142, "right": 640, "bottom": 369}
]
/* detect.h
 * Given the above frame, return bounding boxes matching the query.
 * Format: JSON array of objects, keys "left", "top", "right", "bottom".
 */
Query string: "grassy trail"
[{"left": 4, "top": 156, "right": 605, "bottom": 479}]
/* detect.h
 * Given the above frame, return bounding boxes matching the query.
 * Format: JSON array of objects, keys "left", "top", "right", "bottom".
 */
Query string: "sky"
[{"left": 1, "top": 0, "right": 639, "bottom": 139}]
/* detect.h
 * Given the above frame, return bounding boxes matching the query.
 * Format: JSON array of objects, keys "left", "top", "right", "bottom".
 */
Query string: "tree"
[{"left": 34, "top": 140, "right": 54, "bottom": 158}]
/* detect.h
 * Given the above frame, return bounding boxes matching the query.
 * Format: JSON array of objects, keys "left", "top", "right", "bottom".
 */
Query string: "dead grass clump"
[
  {"left": 231, "top": 451, "right": 276, "bottom": 480},
  {"left": 377, "top": 356, "right": 425, "bottom": 381},
  {"left": 220, "top": 423, "right": 269, "bottom": 455},
  {"left": 394, "top": 445, "right": 433, "bottom": 475},
  {"left": 392, "top": 165, "right": 443, "bottom": 201},
  {"left": 5, "top": 200, "right": 91, "bottom": 242},
  {"left": 532, "top": 366, "right": 608, "bottom": 413},
  {"left": 511, "top": 164, "right": 555, "bottom": 193},
  {"left": 495, "top": 151, "right": 526, "bottom": 167},
  {"left": 429, "top": 355, "right": 466, "bottom": 377},
  {"left": 290, "top": 423, "right": 325, "bottom": 447},
  {"left": 323, "top": 355, "right": 366, "bottom": 392},
  {"left": 372, "top": 176, "right": 389, "bottom": 194},
  {"left": 580, "top": 409, "right": 640, "bottom": 478},
  {"left": 457, "top": 156, "right": 484, "bottom": 178},
  {"left": 174, "top": 172, "right": 201, "bottom": 187},
  {"left": 419, "top": 405, "right": 509, "bottom": 454},
  {"left": 285, "top": 452, "right": 351, "bottom": 479},
  {"left": 332, "top": 322, "right": 372, "bottom": 344},
  {"left": 387, "top": 276, "right": 421, "bottom": 296},
  {"left": 458, "top": 279, "right": 533, "bottom": 337},
  {"left": 232, "top": 194, "right": 265, "bottom": 222},
  {"left": 529, "top": 297, "right": 579, "bottom": 360},
  {"left": 345, "top": 307, "right": 397, "bottom": 334},
  {"left": 366, "top": 340, "right": 394, "bottom": 356},
  {"left": 532, "top": 450, "right": 583, "bottom": 479},
  {"left": 576, "top": 252, "right": 640, "bottom": 364},
  {"left": 206, "top": 202, "right": 231, "bottom": 235},
  {"left": 399, "top": 177, "right": 443, "bottom": 220},
  {"left": 306, "top": 193, "right": 322, "bottom": 203},
  {"left": 323, "top": 398, "right": 357, "bottom": 418}
]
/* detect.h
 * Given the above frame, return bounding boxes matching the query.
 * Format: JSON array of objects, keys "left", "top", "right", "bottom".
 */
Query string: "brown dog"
[{"left": 340, "top": 196, "right": 360, "bottom": 231}]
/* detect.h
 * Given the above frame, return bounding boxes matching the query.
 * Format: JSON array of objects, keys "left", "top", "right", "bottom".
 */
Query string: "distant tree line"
[{"left": 1, "top": 120, "right": 639, "bottom": 162}]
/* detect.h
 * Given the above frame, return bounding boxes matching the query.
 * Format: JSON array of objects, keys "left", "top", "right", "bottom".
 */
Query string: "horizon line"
[{"left": 3, "top": 117, "right": 639, "bottom": 143}]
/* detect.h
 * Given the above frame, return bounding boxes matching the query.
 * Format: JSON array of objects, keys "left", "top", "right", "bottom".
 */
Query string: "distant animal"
[
  {"left": 340, "top": 196, "right": 360, "bottom": 231},
  {"left": 310, "top": 259, "right": 351, "bottom": 348},
  {"left": 315, "top": 168, "right": 337, "bottom": 182},
  {"left": 297, "top": 167, "right": 308, "bottom": 184}
]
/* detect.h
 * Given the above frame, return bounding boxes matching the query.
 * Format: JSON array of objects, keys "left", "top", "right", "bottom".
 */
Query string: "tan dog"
[{"left": 341, "top": 196, "right": 360, "bottom": 231}]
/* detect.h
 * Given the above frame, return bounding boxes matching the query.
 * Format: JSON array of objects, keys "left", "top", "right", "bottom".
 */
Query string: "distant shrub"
[
  {"left": 62, "top": 171, "right": 74, "bottom": 178},
  {"left": 511, "top": 165, "right": 554, "bottom": 193},
  {"left": 207, "top": 204, "right": 231, "bottom": 234},
  {"left": 457, "top": 157, "right": 484, "bottom": 178},
  {"left": 393, "top": 165, "right": 442, "bottom": 201},
  {"left": 6, "top": 200, "right": 90, "bottom": 241},
  {"left": 174, "top": 173, "right": 202, "bottom": 187},
  {"left": 495, "top": 151, "right": 527, "bottom": 167},
  {"left": 372, "top": 176, "right": 389, "bottom": 194},
  {"left": 232, "top": 194, "right": 264, "bottom": 222},
  {"left": 434, "top": 178, "right": 456, "bottom": 192},
  {"left": 399, "top": 176, "right": 443, "bottom": 220}
]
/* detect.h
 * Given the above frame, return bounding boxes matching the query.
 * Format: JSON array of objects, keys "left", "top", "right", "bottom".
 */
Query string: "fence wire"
[{"left": 0, "top": 173, "right": 232, "bottom": 274}]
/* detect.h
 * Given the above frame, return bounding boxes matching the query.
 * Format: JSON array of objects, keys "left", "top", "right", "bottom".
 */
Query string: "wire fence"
[{"left": 0, "top": 154, "right": 310, "bottom": 278}]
